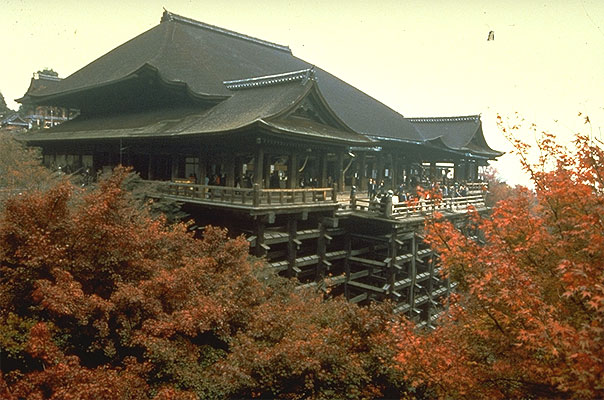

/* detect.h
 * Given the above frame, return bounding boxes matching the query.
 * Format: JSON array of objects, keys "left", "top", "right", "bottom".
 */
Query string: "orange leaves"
[{"left": 393, "top": 129, "right": 604, "bottom": 398}]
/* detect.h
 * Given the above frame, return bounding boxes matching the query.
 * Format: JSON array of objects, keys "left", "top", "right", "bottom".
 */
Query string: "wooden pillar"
[
  {"left": 376, "top": 153, "right": 384, "bottom": 184},
  {"left": 199, "top": 153, "right": 207, "bottom": 185},
  {"left": 286, "top": 216, "right": 299, "bottom": 278},
  {"left": 288, "top": 152, "right": 298, "bottom": 189},
  {"left": 359, "top": 153, "right": 367, "bottom": 191},
  {"left": 391, "top": 155, "right": 399, "bottom": 189},
  {"left": 470, "top": 162, "right": 478, "bottom": 182},
  {"left": 263, "top": 155, "right": 271, "bottom": 189},
  {"left": 171, "top": 154, "right": 179, "bottom": 180},
  {"left": 254, "top": 217, "right": 267, "bottom": 257},
  {"left": 344, "top": 231, "right": 351, "bottom": 299},
  {"left": 147, "top": 155, "right": 153, "bottom": 180},
  {"left": 337, "top": 151, "right": 345, "bottom": 192},
  {"left": 226, "top": 156, "right": 235, "bottom": 187},
  {"left": 430, "top": 162, "right": 436, "bottom": 181},
  {"left": 427, "top": 254, "right": 435, "bottom": 326},
  {"left": 235, "top": 156, "right": 243, "bottom": 187},
  {"left": 387, "top": 227, "right": 397, "bottom": 297},
  {"left": 386, "top": 153, "right": 394, "bottom": 188},
  {"left": 320, "top": 152, "right": 328, "bottom": 187},
  {"left": 254, "top": 146, "right": 264, "bottom": 187},
  {"left": 316, "top": 220, "right": 327, "bottom": 281},
  {"left": 409, "top": 234, "right": 417, "bottom": 319}
]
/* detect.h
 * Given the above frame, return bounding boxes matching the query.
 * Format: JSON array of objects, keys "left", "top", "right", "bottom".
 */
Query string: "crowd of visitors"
[{"left": 366, "top": 177, "right": 479, "bottom": 204}]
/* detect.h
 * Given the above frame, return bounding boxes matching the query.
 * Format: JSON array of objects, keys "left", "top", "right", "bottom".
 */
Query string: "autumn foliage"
[
  {"left": 395, "top": 132, "right": 604, "bottom": 399},
  {"left": 2, "top": 128, "right": 603, "bottom": 399},
  {"left": 0, "top": 167, "right": 406, "bottom": 399}
]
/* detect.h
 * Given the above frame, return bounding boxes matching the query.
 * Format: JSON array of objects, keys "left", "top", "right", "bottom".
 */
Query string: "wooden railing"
[
  {"left": 390, "top": 194, "right": 485, "bottom": 219},
  {"left": 159, "top": 181, "right": 486, "bottom": 217},
  {"left": 351, "top": 194, "right": 486, "bottom": 219},
  {"left": 160, "top": 182, "right": 338, "bottom": 207}
]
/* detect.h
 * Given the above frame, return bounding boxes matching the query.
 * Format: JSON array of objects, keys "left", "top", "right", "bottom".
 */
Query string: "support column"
[
  {"left": 320, "top": 152, "right": 328, "bottom": 187},
  {"left": 263, "top": 155, "right": 271, "bottom": 189},
  {"left": 286, "top": 216, "right": 299, "bottom": 278},
  {"left": 387, "top": 153, "right": 394, "bottom": 188},
  {"left": 430, "top": 162, "right": 436, "bottom": 181},
  {"left": 359, "top": 153, "right": 367, "bottom": 191},
  {"left": 147, "top": 155, "right": 153, "bottom": 180},
  {"left": 337, "top": 151, "right": 345, "bottom": 192},
  {"left": 344, "top": 232, "right": 352, "bottom": 300},
  {"left": 316, "top": 220, "right": 327, "bottom": 281},
  {"left": 226, "top": 156, "right": 235, "bottom": 187},
  {"left": 409, "top": 234, "right": 417, "bottom": 319},
  {"left": 254, "top": 217, "right": 268, "bottom": 258},
  {"left": 288, "top": 152, "right": 298, "bottom": 189},
  {"left": 199, "top": 154, "right": 207, "bottom": 185},
  {"left": 254, "top": 146, "right": 264, "bottom": 187},
  {"left": 235, "top": 156, "right": 243, "bottom": 187},
  {"left": 427, "top": 254, "right": 435, "bottom": 326},
  {"left": 404, "top": 164, "right": 411, "bottom": 186},
  {"left": 376, "top": 153, "right": 385, "bottom": 184},
  {"left": 171, "top": 154, "right": 179, "bottom": 180},
  {"left": 387, "top": 227, "right": 398, "bottom": 298},
  {"left": 392, "top": 155, "right": 399, "bottom": 189}
]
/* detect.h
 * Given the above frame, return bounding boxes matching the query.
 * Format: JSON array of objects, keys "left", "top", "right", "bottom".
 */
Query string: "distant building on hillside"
[{"left": 19, "top": 73, "right": 77, "bottom": 129}]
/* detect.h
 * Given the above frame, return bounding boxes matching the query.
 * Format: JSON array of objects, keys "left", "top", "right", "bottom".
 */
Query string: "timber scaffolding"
[{"left": 156, "top": 182, "right": 487, "bottom": 326}]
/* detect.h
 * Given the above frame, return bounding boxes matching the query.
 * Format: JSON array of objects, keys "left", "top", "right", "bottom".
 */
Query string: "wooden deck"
[
  {"left": 156, "top": 182, "right": 339, "bottom": 214},
  {"left": 156, "top": 181, "right": 487, "bottom": 221},
  {"left": 152, "top": 180, "right": 488, "bottom": 325}
]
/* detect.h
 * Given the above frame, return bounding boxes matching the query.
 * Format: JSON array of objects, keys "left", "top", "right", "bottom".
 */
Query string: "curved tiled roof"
[
  {"left": 20, "top": 10, "right": 499, "bottom": 158},
  {"left": 23, "top": 77, "right": 372, "bottom": 145},
  {"left": 407, "top": 115, "right": 503, "bottom": 159},
  {"left": 19, "top": 10, "right": 422, "bottom": 144}
]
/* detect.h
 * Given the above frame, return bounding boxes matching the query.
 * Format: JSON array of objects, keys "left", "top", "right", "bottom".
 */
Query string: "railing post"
[
  {"left": 384, "top": 194, "right": 393, "bottom": 218},
  {"left": 350, "top": 185, "right": 357, "bottom": 210},
  {"left": 253, "top": 183, "right": 260, "bottom": 207},
  {"left": 332, "top": 184, "right": 338, "bottom": 203}
]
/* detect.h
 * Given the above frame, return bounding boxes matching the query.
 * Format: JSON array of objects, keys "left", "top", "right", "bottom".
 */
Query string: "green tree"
[{"left": 0, "top": 92, "right": 9, "bottom": 114}]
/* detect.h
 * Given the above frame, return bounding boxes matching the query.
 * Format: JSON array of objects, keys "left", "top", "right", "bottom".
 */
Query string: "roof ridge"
[
  {"left": 34, "top": 73, "right": 62, "bottom": 82},
  {"left": 223, "top": 68, "right": 315, "bottom": 90},
  {"left": 407, "top": 115, "right": 480, "bottom": 123},
  {"left": 161, "top": 10, "right": 291, "bottom": 54}
]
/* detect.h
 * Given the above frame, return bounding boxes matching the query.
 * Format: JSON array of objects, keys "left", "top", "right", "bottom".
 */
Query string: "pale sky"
[{"left": 2, "top": 0, "right": 603, "bottom": 186}]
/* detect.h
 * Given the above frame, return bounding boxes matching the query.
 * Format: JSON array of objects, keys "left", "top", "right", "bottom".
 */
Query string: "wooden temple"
[{"left": 18, "top": 10, "right": 502, "bottom": 325}]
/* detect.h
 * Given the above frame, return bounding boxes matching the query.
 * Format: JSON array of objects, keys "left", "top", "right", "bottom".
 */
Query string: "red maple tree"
[
  {"left": 395, "top": 129, "right": 604, "bottom": 399},
  {"left": 0, "top": 166, "right": 407, "bottom": 399}
]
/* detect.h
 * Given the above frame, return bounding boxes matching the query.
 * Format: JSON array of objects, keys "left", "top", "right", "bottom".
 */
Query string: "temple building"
[
  {"left": 17, "top": 10, "right": 501, "bottom": 323},
  {"left": 18, "top": 10, "right": 500, "bottom": 188}
]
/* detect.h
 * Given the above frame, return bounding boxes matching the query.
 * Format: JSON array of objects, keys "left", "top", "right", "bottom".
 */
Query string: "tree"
[
  {"left": 0, "top": 168, "right": 407, "bottom": 399},
  {"left": 0, "top": 92, "right": 10, "bottom": 115},
  {"left": 394, "top": 126, "right": 604, "bottom": 399},
  {"left": 481, "top": 166, "right": 519, "bottom": 208},
  {"left": 0, "top": 130, "right": 55, "bottom": 202}
]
